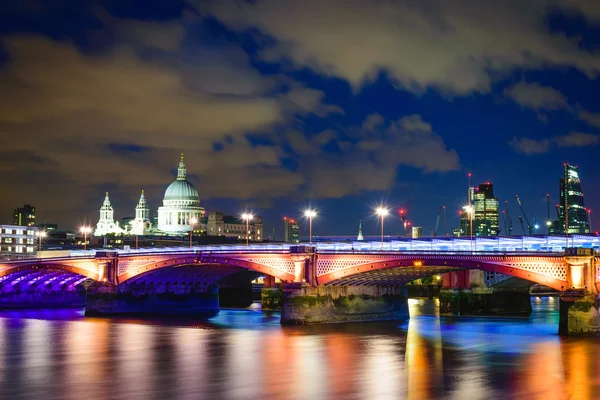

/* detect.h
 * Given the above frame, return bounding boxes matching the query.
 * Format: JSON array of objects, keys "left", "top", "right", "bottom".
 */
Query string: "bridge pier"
[
  {"left": 280, "top": 284, "right": 409, "bottom": 325},
  {"left": 85, "top": 281, "right": 220, "bottom": 316},
  {"left": 439, "top": 287, "right": 532, "bottom": 317},
  {"left": 559, "top": 251, "right": 600, "bottom": 336}
]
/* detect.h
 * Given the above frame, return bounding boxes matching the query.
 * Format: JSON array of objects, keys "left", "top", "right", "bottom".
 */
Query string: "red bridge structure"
[{"left": 0, "top": 245, "right": 597, "bottom": 335}]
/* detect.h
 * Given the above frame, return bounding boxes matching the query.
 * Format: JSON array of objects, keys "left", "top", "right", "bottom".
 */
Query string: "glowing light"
[
  {"left": 435, "top": 275, "right": 441, "bottom": 280},
  {"left": 413, "top": 261, "right": 423, "bottom": 267},
  {"left": 304, "top": 210, "right": 317, "bottom": 218},
  {"left": 546, "top": 221, "right": 552, "bottom": 226},
  {"left": 375, "top": 207, "right": 389, "bottom": 217},
  {"left": 464, "top": 205, "right": 474, "bottom": 214},
  {"left": 241, "top": 213, "right": 254, "bottom": 221},
  {"left": 79, "top": 226, "right": 92, "bottom": 234},
  {"left": 189, "top": 217, "right": 198, "bottom": 224}
]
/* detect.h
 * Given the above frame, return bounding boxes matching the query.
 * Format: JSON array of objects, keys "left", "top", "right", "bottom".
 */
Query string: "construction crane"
[
  {"left": 504, "top": 200, "right": 513, "bottom": 236},
  {"left": 515, "top": 195, "right": 539, "bottom": 235},
  {"left": 432, "top": 207, "right": 442, "bottom": 237},
  {"left": 398, "top": 196, "right": 412, "bottom": 236},
  {"left": 443, "top": 205, "right": 448, "bottom": 236}
]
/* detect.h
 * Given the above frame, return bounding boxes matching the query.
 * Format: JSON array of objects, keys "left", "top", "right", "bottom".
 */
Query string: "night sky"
[{"left": 1, "top": 0, "right": 599, "bottom": 237}]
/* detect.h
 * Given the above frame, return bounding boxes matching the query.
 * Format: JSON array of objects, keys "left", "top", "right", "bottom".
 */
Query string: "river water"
[{"left": 0, "top": 297, "right": 598, "bottom": 400}]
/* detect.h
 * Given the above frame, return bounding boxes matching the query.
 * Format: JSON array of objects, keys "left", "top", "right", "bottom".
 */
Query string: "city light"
[
  {"left": 304, "top": 209, "right": 317, "bottom": 244},
  {"left": 241, "top": 213, "right": 254, "bottom": 247},
  {"left": 189, "top": 217, "right": 198, "bottom": 249},
  {"left": 375, "top": 207, "right": 389, "bottom": 249},
  {"left": 79, "top": 226, "right": 92, "bottom": 253},
  {"left": 35, "top": 230, "right": 46, "bottom": 252}
]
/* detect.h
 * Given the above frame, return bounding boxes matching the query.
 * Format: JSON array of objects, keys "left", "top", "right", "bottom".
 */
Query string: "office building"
[
  {"left": 473, "top": 183, "right": 500, "bottom": 236},
  {"left": 13, "top": 204, "right": 35, "bottom": 227},
  {"left": 550, "top": 164, "right": 590, "bottom": 235},
  {"left": 204, "top": 212, "right": 263, "bottom": 241},
  {"left": 0, "top": 224, "right": 37, "bottom": 259},
  {"left": 283, "top": 217, "right": 299, "bottom": 243}
]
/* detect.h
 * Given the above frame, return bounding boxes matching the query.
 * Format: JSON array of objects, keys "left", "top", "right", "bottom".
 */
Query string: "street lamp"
[
  {"left": 464, "top": 205, "right": 474, "bottom": 252},
  {"left": 304, "top": 210, "right": 317, "bottom": 244},
  {"left": 189, "top": 217, "right": 198, "bottom": 249},
  {"left": 79, "top": 226, "right": 91, "bottom": 253},
  {"left": 241, "top": 213, "right": 254, "bottom": 247},
  {"left": 375, "top": 207, "right": 389, "bottom": 250},
  {"left": 35, "top": 230, "right": 46, "bottom": 252}
]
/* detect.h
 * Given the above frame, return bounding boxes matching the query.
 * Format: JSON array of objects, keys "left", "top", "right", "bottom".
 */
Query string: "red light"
[
  {"left": 290, "top": 219, "right": 295, "bottom": 223},
  {"left": 283, "top": 216, "right": 287, "bottom": 220},
  {"left": 468, "top": 172, "right": 472, "bottom": 177}
]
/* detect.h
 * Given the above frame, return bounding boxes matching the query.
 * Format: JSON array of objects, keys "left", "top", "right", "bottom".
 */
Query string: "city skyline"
[{"left": 1, "top": 1, "right": 599, "bottom": 236}]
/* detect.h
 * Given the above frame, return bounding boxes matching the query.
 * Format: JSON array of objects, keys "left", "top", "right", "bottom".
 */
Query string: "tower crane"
[
  {"left": 399, "top": 196, "right": 412, "bottom": 236},
  {"left": 432, "top": 207, "right": 442, "bottom": 237},
  {"left": 515, "top": 195, "right": 539, "bottom": 235},
  {"left": 504, "top": 200, "right": 513, "bottom": 236}
]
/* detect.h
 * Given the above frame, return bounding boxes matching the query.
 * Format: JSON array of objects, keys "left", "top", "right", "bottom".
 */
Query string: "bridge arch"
[
  {"left": 0, "top": 263, "right": 98, "bottom": 281},
  {"left": 117, "top": 254, "right": 295, "bottom": 284},
  {"left": 318, "top": 256, "right": 569, "bottom": 291}
]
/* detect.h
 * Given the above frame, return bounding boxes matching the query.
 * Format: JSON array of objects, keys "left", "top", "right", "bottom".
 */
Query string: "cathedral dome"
[
  {"left": 164, "top": 179, "right": 200, "bottom": 202},
  {"left": 161, "top": 153, "right": 201, "bottom": 206}
]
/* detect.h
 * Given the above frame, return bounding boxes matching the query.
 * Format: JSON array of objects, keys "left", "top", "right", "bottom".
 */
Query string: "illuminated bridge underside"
[
  {"left": 317, "top": 254, "right": 570, "bottom": 290},
  {"left": 122, "top": 265, "right": 257, "bottom": 289},
  {"left": 0, "top": 268, "right": 88, "bottom": 292}
]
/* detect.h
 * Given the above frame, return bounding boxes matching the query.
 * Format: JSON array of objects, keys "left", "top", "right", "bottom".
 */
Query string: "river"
[{"left": 0, "top": 297, "right": 598, "bottom": 399}]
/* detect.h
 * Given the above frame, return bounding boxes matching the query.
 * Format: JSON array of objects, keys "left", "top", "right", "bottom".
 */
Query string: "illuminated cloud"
[
  {"left": 503, "top": 82, "right": 570, "bottom": 111},
  {"left": 509, "top": 132, "right": 600, "bottom": 155},
  {"left": 199, "top": 0, "right": 600, "bottom": 94}
]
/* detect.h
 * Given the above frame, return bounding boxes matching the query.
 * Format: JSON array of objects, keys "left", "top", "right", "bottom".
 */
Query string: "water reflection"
[{"left": 0, "top": 298, "right": 598, "bottom": 399}]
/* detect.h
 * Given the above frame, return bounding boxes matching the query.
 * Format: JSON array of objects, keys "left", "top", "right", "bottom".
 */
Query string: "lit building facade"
[
  {"left": 13, "top": 204, "right": 35, "bottom": 227},
  {"left": 130, "top": 190, "right": 153, "bottom": 235},
  {"left": 0, "top": 224, "right": 37, "bottom": 258},
  {"left": 204, "top": 212, "right": 263, "bottom": 241},
  {"left": 473, "top": 183, "right": 500, "bottom": 236},
  {"left": 283, "top": 217, "right": 299, "bottom": 243},
  {"left": 157, "top": 154, "right": 205, "bottom": 234},
  {"left": 458, "top": 187, "right": 475, "bottom": 236},
  {"left": 94, "top": 192, "right": 124, "bottom": 236},
  {"left": 550, "top": 163, "right": 590, "bottom": 235}
]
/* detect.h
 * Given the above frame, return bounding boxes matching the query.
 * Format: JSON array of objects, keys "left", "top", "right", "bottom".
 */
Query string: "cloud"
[
  {"left": 288, "top": 114, "right": 460, "bottom": 198},
  {"left": 0, "top": 17, "right": 342, "bottom": 224},
  {"left": 198, "top": 0, "right": 600, "bottom": 94},
  {"left": 509, "top": 131, "right": 600, "bottom": 154},
  {"left": 579, "top": 110, "right": 600, "bottom": 128},
  {"left": 504, "top": 82, "right": 570, "bottom": 111}
]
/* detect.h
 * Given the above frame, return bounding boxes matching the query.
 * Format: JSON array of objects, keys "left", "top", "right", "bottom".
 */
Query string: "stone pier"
[
  {"left": 281, "top": 284, "right": 409, "bottom": 325},
  {"left": 85, "top": 282, "right": 220, "bottom": 316},
  {"left": 439, "top": 287, "right": 532, "bottom": 317}
]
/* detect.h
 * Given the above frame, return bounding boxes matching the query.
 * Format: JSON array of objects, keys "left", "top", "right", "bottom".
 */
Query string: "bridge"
[{"left": 0, "top": 239, "right": 597, "bottom": 335}]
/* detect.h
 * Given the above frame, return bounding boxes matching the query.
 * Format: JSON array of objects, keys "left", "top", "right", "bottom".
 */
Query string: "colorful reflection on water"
[{"left": 0, "top": 297, "right": 598, "bottom": 399}]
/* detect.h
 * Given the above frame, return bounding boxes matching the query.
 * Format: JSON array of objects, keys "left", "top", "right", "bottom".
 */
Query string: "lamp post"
[
  {"left": 376, "top": 207, "right": 389, "bottom": 250},
  {"left": 35, "top": 231, "right": 46, "bottom": 252},
  {"left": 189, "top": 217, "right": 198, "bottom": 249},
  {"left": 304, "top": 210, "right": 317, "bottom": 244},
  {"left": 80, "top": 226, "right": 91, "bottom": 253},
  {"left": 464, "top": 205, "right": 474, "bottom": 253},
  {"left": 241, "top": 213, "right": 254, "bottom": 247}
]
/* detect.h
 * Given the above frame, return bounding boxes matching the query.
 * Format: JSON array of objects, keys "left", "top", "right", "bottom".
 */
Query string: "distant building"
[
  {"left": 37, "top": 223, "right": 58, "bottom": 231},
  {"left": 357, "top": 220, "right": 364, "bottom": 241},
  {"left": 13, "top": 204, "right": 35, "bottom": 227},
  {"left": 157, "top": 154, "right": 205, "bottom": 235},
  {"left": 459, "top": 187, "right": 475, "bottom": 236},
  {"left": 283, "top": 217, "right": 299, "bottom": 243},
  {"left": 550, "top": 164, "right": 590, "bottom": 235},
  {"left": 473, "top": 183, "right": 500, "bottom": 236},
  {"left": 459, "top": 184, "right": 499, "bottom": 237},
  {"left": 0, "top": 224, "right": 37, "bottom": 259},
  {"left": 204, "top": 212, "right": 263, "bottom": 241},
  {"left": 411, "top": 226, "right": 423, "bottom": 239},
  {"left": 94, "top": 192, "right": 124, "bottom": 236},
  {"left": 130, "top": 190, "right": 153, "bottom": 235}
]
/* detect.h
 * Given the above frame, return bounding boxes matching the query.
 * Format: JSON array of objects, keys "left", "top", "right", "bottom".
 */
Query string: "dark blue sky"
[{"left": 1, "top": 0, "right": 599, "bottom": 237}]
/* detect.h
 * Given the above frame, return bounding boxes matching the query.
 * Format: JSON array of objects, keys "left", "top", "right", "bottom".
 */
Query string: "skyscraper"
[
  {"left": 473, "top": 183, "right": 500, "bottom": 236},
  {"left": 459, "top": 184, "right": 499, "bottom": 237},
  {"left": 283, "top": 217, "right": 299, "bottom": 243},
  {"left": 550, "top": 164, "right": 590, "bottom": 235},
  {"left": 13, "top": 204, "right": 35, "bottom": 227}
]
